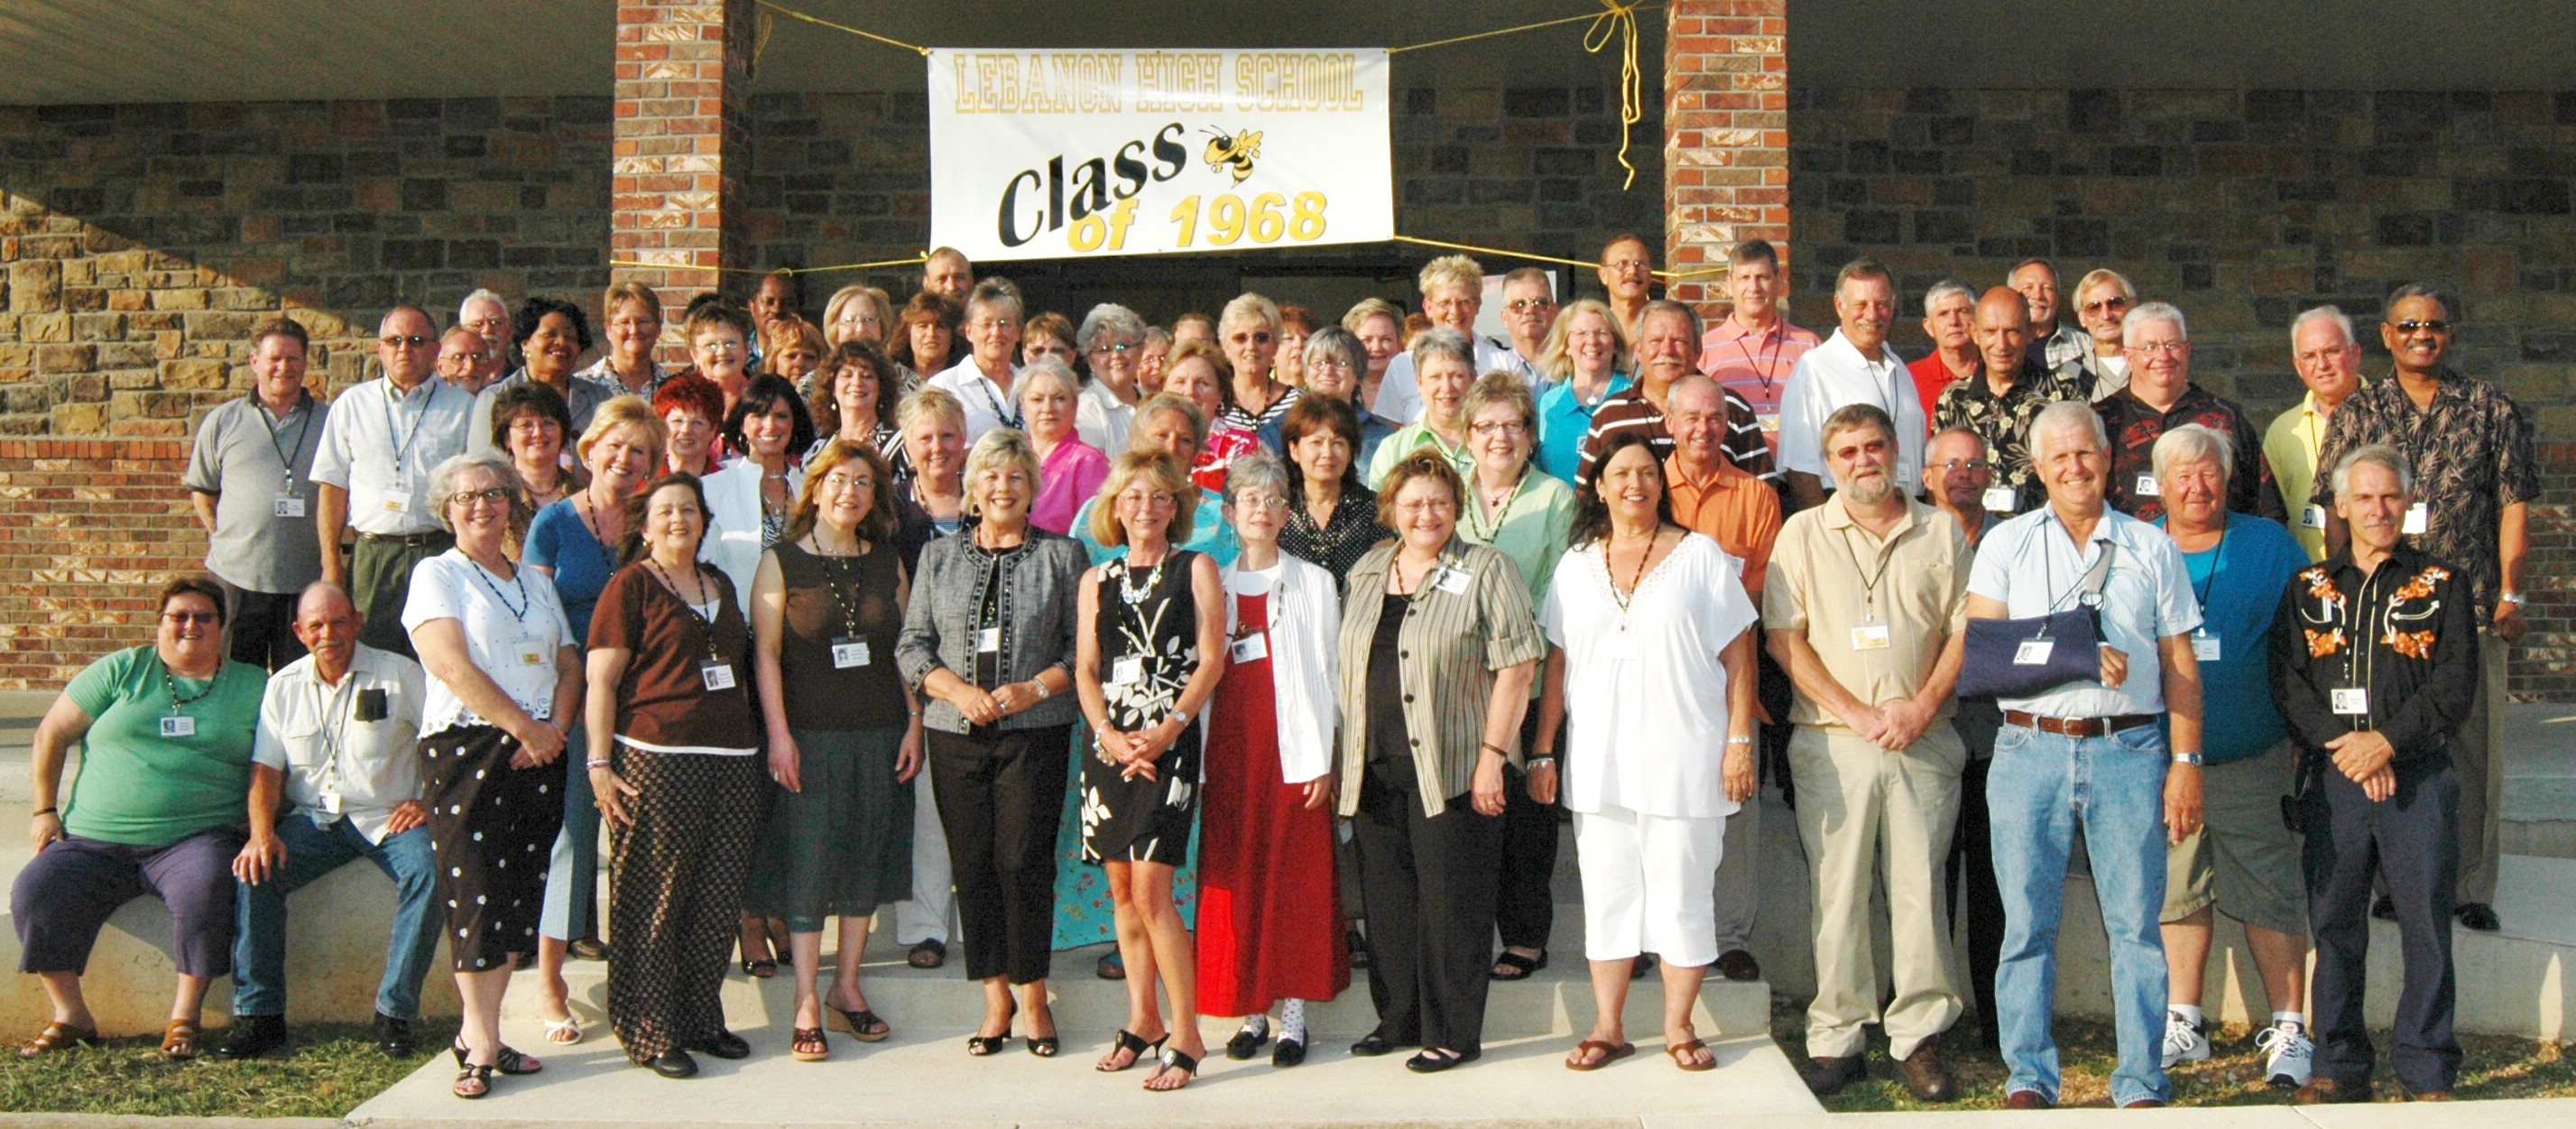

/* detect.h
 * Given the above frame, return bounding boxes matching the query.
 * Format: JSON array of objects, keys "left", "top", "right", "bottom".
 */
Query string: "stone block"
[
  {"left": 161, "top": 357, "right": 228, "bottom": 390},
  {"left": 7, "top": 260, "right": 61, "bottom": 313},
  {"left": 35, "top": 343, "right": 94, "bottom": 373}
]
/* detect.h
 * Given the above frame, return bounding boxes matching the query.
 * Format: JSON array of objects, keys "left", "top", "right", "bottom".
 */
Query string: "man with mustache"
[
  {"left": 2272, "top": 445, "right": 2478, "bottom": 1103},
  {"left": 1778, "top": 259, "right": 1925, "bottom": 514},
  {"left": 1575, "top": 301, "right": 1768, "bottom": 490},
  {"left": 2010, "top": 258, "right": 2091, "bottom": 376},
  {"left": 2307, "top": 284, "right": 2531, "bottom": 933},
  {"left": 1932, "top": 289, "right": 2088, "bottom": 522},
  {"left": 1767, "top": 403, "right": 1971, "bottom": 1101}
]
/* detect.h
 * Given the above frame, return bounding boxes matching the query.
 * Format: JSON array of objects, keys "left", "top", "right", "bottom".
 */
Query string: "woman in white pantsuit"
[{"left": 1532, "top": 430, "right": 1759, "bottom": 1072}]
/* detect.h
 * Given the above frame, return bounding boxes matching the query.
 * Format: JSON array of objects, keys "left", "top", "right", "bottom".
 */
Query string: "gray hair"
[
  {"left": 1076, "top": 303, "right": 1147, "bottom": 352},
  {"left": 1639, "top": 299, "right": 1702, "bottom": 340},
  {"left": 1408, "top": 327, "right": 1475, "bottom": 375},
  {"left": 965, "top": 277, "right": 1024, "bottom": 323},
  {"left": 1922, "top": 279, "right": 1974, "bottom": 319},
  {"left": 2331, "top": 443, "right": 2414, "bottom": 502},
  {"left": 2291, "top": 305, "right": 2356, "bottom": 347},
  {"left": 2150, "top": 423, "right": 2234, "bottom": 490},
  {"left": 458, "top": 288, "right": 508, "bottom": 323},
  {"left": 1928, "top": 425, "right": 1989, "bottom": 458},
  {"left": 2029, "top": 400, "right": 2108, "bottom": 462},
  {"left": 425, "top": 450, "right": 527, "bottom": 535},
  {"left": 1016, "top": 357, "right": 1080, "bottom": 403},
  {"left": 960, "top": 428, "right": 1039, "bottom": 518},
  {"left": 295, "top": 579, "right": 358, "bottom": 620},
  {"left": 2122, "top": 301, "right": 2188, "bottom": 344},
  {"left": 1133, "top": 391, "right": 1206, "bottom": 449},
  {"left": 1141, "top": 324, "right": 1172, "bottom": 349},
  {"left": 1223, "top": 449, "right": 1292, "bottom": 507},
  {"left": 1304, "top": 325, "right": 1365, "bottom": 375}
]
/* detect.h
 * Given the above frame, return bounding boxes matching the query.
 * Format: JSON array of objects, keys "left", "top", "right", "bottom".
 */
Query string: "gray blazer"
[{"left": 896, "top": 528, "right": 1087, "bottom": 734}]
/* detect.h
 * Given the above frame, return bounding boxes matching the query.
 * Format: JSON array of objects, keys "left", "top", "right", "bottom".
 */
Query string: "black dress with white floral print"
[{"left": 1081, "top": 551, "right": 1203, "bottom": 866}]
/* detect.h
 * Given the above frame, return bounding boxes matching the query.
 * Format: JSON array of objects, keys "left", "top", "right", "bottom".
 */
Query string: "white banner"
[{"left": 928, "top": 48, "right": 1393, "bottom": 262}]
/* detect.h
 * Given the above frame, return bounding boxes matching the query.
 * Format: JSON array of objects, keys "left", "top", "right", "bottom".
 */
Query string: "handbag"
[{"left": 1957, "top": 542, "right": 2114, "bottom": 699}]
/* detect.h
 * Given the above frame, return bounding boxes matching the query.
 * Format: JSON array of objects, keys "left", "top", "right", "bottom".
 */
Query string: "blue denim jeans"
[
  {"left": 541, "top": 720, "right": 601, "bottom": 941},
  {"left": 230, "top": 813, "right": 441, "bottom": 1020},
  {"left": 1988, "top": 722, "right": 2172, "bottom": 1106}
]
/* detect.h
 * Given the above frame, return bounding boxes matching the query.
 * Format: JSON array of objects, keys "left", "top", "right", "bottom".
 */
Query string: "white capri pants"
[{"left": 1574, "top": 803, "right": 1725, "bottom": 967}]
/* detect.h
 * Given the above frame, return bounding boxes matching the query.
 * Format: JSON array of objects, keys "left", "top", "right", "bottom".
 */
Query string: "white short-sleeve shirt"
[
  {"left": 1539, "top": 532, "right": 1759, "bottom": 819},
  {"left": 307, "top": 376, "right": 475, "bottom": 536},
  {"left": 1776, "top": 329, "right": 1925, "bottom": 488},
  {"left": 1965, "top": 505, "right": 2202, "bottom": 719},
  {"left": 253, "top": 643, "right": 427, "bottom": 843},
  {"left": 927, "top": 356, "right": 1023, "bottom": 442},
  {"left": 401, "top": 550, "right": 574, "bottom": 735}
]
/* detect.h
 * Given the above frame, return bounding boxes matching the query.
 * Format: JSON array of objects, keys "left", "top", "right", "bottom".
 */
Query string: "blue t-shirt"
[
  {"left": 1535, "top": 374, "right": 1632, "bottom": 484},
  {"left": 2157, "top": 512, "right": 2305, "bottom": 764},
  {"left": 526, "top": 498, "right": 621, "bottom": 643}
]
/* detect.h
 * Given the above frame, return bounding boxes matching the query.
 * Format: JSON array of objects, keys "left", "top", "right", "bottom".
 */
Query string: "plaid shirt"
[
  {"left": 2096, "top": 384, "right": 2283, "bottom": 526},
  {"left": 2309, "top": 367, "right": 2536, "bottom": 620}
]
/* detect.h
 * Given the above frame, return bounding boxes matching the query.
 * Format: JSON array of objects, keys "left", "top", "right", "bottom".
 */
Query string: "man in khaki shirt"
[{"left": 1765, "top": 403, "right": 1970, "bottom": 1102}]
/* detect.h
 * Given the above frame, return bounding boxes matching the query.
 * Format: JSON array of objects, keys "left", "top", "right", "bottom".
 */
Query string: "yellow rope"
[
  {"left": 1384, "top": 2, "right": 1660, "bottom": 54},
  {"left": 1579, "top": 2, "right": 1645, "bottom": 191},
  {"left": 606, "top": 254, "right": 928, "bottom": 277},
  {"left": 1391, "top": 235, "right": 1726, "bottom": 281},
  {"left": 752, "top": 0, "right": 930, "bottom": 56}
]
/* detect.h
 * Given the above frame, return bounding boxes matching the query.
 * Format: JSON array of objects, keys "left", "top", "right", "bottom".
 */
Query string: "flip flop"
[
  {"left": 1565, "top": 1039, "right": 1636, "bottom": 1070},
  {"left": 1667, "top": 1037, "right": 1717, "bottom": 1071}
]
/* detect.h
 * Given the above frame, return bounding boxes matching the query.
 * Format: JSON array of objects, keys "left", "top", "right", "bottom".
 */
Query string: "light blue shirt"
[
  {"left": 1534, "top": 374, "right": 1631, "bottom": 484},
  {"left": 1071, "top": 488, "right": 1240, "bottom": 568},
  {"left": 1967, "top": 504, "right": 2202, "bottom": 719}
]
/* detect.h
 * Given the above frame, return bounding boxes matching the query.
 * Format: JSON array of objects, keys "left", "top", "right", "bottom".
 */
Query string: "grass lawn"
[
  {"left": 1772, "top": 992, "right": 2576, "bottom": 1109},
  {"left": 0, "top": 1018, "right": 459, "bottom": 1117}
]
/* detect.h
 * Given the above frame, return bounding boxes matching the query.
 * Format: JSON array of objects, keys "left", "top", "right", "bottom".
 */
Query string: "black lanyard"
[
  {"left": 380, "top": 380, "right": 442, "bottom": 477},
  {"left": 259, "top": 396, "right": 315, "bottom": 485},
  {"left": 468, "top": 558, "right": 530, "bottom": 622},
  {"left": 1834, "top": 517, "right": 1900, "bottom": 619},
  {"left": 646, "top": 559, "right": 728, "bottom": 664}
]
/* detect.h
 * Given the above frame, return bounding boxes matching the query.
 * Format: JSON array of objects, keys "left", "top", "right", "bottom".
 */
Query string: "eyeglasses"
[
  {"left": 2294, "top": 347, "right": 2359, "bottom": 366},
  {"left": 1471, "top": 420, "right": 1530, "bottom": 437},
  {"left": 1230, "top": 332, "right": 1275, "bottom": 345},
  {"left": 161, "top": 610, "right": 221, "bottom": 625},
  {"left": 2391, "top": 319, "right": 2452, "bottom": 334},
  {"left": 451, "top": 486, "right": 514, "bottom": 508},
  {"left": 2130, "top": 341, "right": 2188, "bottom": 356},
  {"left": 699, "top": 339, "right": 743, "bottom": 355},
  {"left": 1395, "top": 498, "right": 1457, "bottom": 517},
  {"left": 1602, "top": 260, "right": 1650, "bottom": 274},
  {"left": 1506, "top": 299, "right": 1557, "bottom": 312},
  {"left": 2080, "top": 297, "right": 2132, "bottom": 315},
  {"left": 380, "top": 335, "right": 433, "bottom": 348},
  {"left": 1088, "top": 341, "right": 1137, "bottom": 356},
  {"left": 820, "top": 472, "right": 871, "bottom": 491},
  {"left": 1934, "top": 458, "right": 1992, "bottom": 473}
]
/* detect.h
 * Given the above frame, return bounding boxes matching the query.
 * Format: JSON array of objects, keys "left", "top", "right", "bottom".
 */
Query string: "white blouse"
[
  {"left": 701, "top": 458, "right": 804, "bottom": 617},
  {"left": 1223, "top": 554, "right": 1341, "bottom": 784},
  {"left": 402, "top": 550, "right": 575, "bottom": 736},
  {"left": 1539, "top": 532, "right": 1759, "bottom": 819}
]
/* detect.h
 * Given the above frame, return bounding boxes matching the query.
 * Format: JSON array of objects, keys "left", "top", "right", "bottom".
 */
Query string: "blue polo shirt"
[
  {"left": 2156, "top": 512, "right": 2304, "bottom": 764},
  {"left": 1535, "top": 374, "right": 1632, "bottom": 484}
]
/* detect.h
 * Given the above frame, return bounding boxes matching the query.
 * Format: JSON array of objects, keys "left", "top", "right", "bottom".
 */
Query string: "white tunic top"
[
  {"left": 402, "top": 550, "right": 575, "bottom": 735},
  {"left": 1222, "top": 555, "right": 1341, "bottom": 785},
  {"left": 1540, "top": 532, "right": 1759, "bottom": 819}
]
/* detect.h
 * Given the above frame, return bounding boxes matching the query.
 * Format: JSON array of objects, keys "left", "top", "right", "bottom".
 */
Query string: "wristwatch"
[
  {"left": 2501, "top": 591, "right": 2527, "bottom": 607},
  {"left": 2171, "top": 751, "right": 2203, "bottom": 766}
]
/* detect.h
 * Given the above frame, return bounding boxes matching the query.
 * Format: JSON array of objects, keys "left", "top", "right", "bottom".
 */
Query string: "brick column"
[
  {"left": 611, "top": 0, "right": 754, "bottom": 351},
  {"left": 1662, "top": 0, "right": 1790, "bottom": 319}
]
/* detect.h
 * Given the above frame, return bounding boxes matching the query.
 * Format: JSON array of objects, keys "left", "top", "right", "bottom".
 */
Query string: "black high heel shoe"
[{"left": 966, "top": 999, "right": 1017, "bottom": 1057}]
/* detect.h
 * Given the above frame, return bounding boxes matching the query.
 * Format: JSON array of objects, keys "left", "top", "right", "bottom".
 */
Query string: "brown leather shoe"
[
  {"left": 1894, "top": 1040, "right": 1954, "bottom": 1102},
  {"left": 1714, "top": 949, "right": 1761, "bottom": 981},
  {"left": 1799, "top": 1053, "right": 1866, "bottom": 1095},
  {"left": 2121, "top": 1098, "right": 2167, "bottom": 1108},
  {"left": 2002, "top": 1089, "right": 2053, "bottom": 1110},
  {"left": 2294, "top": 1078, "right": 2372, "bottom": 1105},
  {"left": 2408, "top": 1089, "right": 2455, "bottom": 1102}
]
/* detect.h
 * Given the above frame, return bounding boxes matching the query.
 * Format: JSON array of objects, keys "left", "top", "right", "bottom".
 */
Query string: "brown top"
[
  {"left": 590, "top": 560, "right": 760, "bottom": 754},
  {"left": 776, "top": 539, "right": 909, "bottom": 731}
]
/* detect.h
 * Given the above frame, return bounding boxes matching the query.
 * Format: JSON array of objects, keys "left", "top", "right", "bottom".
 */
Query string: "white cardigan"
[
  {"left": 700, "top": 458, "right": 803, "bottom": 617},
  {"left": 1222, "top": 552, "right": 1341, "bottom": 784}
]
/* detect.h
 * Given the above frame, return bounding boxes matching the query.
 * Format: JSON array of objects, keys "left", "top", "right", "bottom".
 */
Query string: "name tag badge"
[
  {"left": 1851, "top": 622, "right": 1893, "bottom": 651},
  {"left": 273, "top": 495, "right": 307, "bottom": 519},
  {"left": 2013, "top": 639, "right": 2055, "bottom": 665},
  {"left": 699, "top": 659, "right": 736, "bottom": 691},
  {"left": 2192, "top": 630, "right": 2221, "bottom": 662},
  {"left": 1229, "top": 632, "right": 1268, "bottom": 663},
  {"left": 1111, "top": 655, "right": 1144, "bottom": 686},
  {"left": 831, "top": 636, "right": 871, "bottom": 669},
  {"left": 975, "top": 626, "right": 1002, "bottom": 652},
  {"left": 2402, "top": 503, "right": 2429, "bottom": 535},
  {"left": 2331, "top": 687, "right": 2370, "bottom": 715},
  {"left": 512, "top": 638, "right": 548, "bottom": 668},
  {"left": 2301, "top": 504, "right": 2327, "bottom": 531},
  {"left": 1982, "top": 486, "right": 2017, "bottom": 513},
  {"left": 2135, "top": 473, "right": 2160, "bottom": 497},
  {"left": 1757, "top": 411, "right": 1782, "bottom": 435},
  {"left": 379, "top": 492, "right": 409, "bottom": 514},
  {"left": 160, "top": 715, "right": 197, "bottom": 738},
  {"left": 318, "top": 792, "right": 345, "bottom": 815},
  {"left": 1435, "top": 565, "right": 1473, "bottom": 595}
]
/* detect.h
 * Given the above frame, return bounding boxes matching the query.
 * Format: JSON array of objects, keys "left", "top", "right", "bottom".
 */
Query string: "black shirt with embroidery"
[
  {"left": 2307, "top": 366, "right": 2536, "bottom": 622},
  {"left": 2268, "top": 541, "right": 2479, "bottom": 784}
]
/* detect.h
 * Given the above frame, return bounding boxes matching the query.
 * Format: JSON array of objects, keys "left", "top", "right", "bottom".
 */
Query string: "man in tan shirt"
[{"left": 1766, "top": 403, "right": 1971, "bottom": 1102}]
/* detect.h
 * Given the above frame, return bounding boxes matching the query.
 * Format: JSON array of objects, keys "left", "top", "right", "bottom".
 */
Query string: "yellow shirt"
[
  {"left": 2262, "top": 391, "right": 2333, "bottom": 561},
  {"left": 1762, "top": 495, "right": 1970, "bottom": 735}
]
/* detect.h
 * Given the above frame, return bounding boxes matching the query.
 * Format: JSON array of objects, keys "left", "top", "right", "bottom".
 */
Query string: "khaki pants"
[
  {"left": 1790, "top": 723, "right": 1966, "bottom": 1060},
  {"left": 2451, "top": 634, "right": 2507, "bottom": 904}
]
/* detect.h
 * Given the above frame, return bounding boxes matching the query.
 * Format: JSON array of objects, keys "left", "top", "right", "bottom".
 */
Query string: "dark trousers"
[
  {"left": 1945, "top": 700, "right": 2005, "bottom": 1049},
  {"left": 608, "top": 749, "right": 764, "bottom": 1061},
  {"left": 2305, "top": 762, "right": 2461, "bottom": 1095},
  {"left": 928, "top": 726, "right": 1067, "bottom": 985},
  {"left": 1353, "top": 755, "right": 1501, "bottom": 1055},
  {"left": 350, "top": 533, "right": 449, "bottom": 658},
  {"left": 217, "top": 578, "right": 306, "bottom": 672},
  {"left": 12, "top": 829, "right": 244, "bottom": 977},
  {"left": 1492, "top": 711, "right": 1561, "bottom": 953}
]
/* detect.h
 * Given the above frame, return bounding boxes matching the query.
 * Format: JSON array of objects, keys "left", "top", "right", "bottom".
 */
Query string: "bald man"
[{"left": 1930, "top": 288, "right": 2088, "bottom": 519}]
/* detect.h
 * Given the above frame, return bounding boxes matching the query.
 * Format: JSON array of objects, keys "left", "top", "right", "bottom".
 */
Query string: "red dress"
[{"left": 1196, "top": 588, "right": 1351, "bottom": 1015}]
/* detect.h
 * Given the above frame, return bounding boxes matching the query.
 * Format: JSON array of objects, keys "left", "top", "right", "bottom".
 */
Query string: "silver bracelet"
[{"left": 585, "top": 758, "right": 612, "bottom": 770}]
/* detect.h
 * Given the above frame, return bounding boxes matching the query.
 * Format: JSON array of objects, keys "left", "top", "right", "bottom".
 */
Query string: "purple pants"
[{"left": 12, "top": 829, "right": 244, "bottom": 977}]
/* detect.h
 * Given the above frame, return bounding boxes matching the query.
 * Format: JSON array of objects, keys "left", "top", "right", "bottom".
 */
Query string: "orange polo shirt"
[{"left": 1664, "top": 452, "right": 1783, "bottom": 597}]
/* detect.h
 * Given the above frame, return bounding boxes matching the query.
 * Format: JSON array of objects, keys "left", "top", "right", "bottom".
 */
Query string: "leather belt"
[
  {"left": 356, "top": 530, "right": 451, "bottom": 546},
  {"left": 2003, "top": 710, "right": 2157, "bottom": 738}
]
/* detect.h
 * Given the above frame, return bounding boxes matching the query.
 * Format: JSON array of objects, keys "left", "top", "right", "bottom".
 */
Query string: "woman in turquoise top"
[
  {"left": 14, "top": 576, "right": 267, "bottom": 1060},
  {"left": 1455, "top": 373, "right": 1576, "bottom": 984},
  {"left": 1533, "top": 299, "right": 1633, "bottom": 484}
]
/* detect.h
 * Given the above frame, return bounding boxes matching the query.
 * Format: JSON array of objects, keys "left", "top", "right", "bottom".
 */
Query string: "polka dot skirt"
[{"left": 421, "top": 725, "right": 564, "bottom": 974}]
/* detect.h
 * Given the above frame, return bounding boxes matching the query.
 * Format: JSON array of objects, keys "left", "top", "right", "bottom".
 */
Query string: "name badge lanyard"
[
  {"left": 1730, "top": 326, "right": 1788, "bottom": 404},
  {"left": 161, "top": 653, "right": 218, "bottom": 736},
  {"left": 1835, "top": 521, "right": 1897, "bottom": 648},
  {"left": 976, "top": 375, "right": 1022, "bottom": 431},
  {"left": 823, "top": 547, "right": 874, "bottom": 670},
  {"left": 260, "top": 395, "right": 316, "bottom": 494},
  {"left": 647, "top": 560, "right": 736, "bottom": 691},
  {"left": 309, "top": 671, "right": 358, "bottom": 808},
  {"left": 1464, "top": 471, "right": 1526, "bottom": 544},
  {"left": 2188, "top": 521, "right": 2230, "bottom": 659},
  {"left": 382, "top": 380, "right": 441, "bottom": 492}
]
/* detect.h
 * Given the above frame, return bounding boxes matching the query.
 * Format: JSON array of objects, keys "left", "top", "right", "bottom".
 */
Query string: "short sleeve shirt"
[
  {"left": 1665, "top": 455, "right": 1783, "bottom": 597},
  {"left": 1932, "top": 359, "right": 2089, "bottom": 514},
  {"left": 401, "top": 550, "right": 574, "bottom": 734},
  {"left": 1777, "top": 329, "right": 1926, "bottom": 489},
  {"left": 927, "top": 357, "right": 1024, "bottom": 442},
  {"left": 61, "top": 646, "right": 266, "bottom": 846},
  {"left": 2156, "top": 514, "right": 2303, "bottom": 763},
  {"left": 588, "top": 563, "right": 760, "bottom": 755},
  {"left": 1764, "top": 495, "right": 1970, "bottom": 732},
  {"left": 2308, "top": 367, "right": 2536, "bottom": 621},
  {"left": 2260, "top": 391, "right": 2336, "bottom": 561},
  {"left": 308, "top": 376, "right": 475, "bottom": 536},
  {"left": 1457, "top": 467, "right": 1576, "bottom": 610},
  {"left": 524, "top": 497, "right": 619, "bottom": 643},
  {"left": 1697, "top": 318, "right": 1822, "bottom": 463},
  {"left": 1534, "top": 374, "right": 1630, "bottom": 484},
  {"left": 1967, "top": 506, "right": 2202, "bottom": 718},
  {"left": 2095, "top": 384, "right": 2280, "bottom": 525},
  {"left": 253, "top": 643, "right": 427, "bottom": 843},
  {"left": 184, "top": 393, "right": 330, "bottom": 593}
]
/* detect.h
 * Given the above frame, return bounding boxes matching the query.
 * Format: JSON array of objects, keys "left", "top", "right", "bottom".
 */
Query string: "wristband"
[
  {"left": 586, "top": 758, "right": 613, "bottom": 770},
  {"left": 1725, "top": 736, "right": 1755, "bottom": 746},
  {"left": 1480, "top": 741, "right": 1510, "bottom": 757},
  {"left": 32, "top": 807, "right": 56, "bottom": 818},
  {"left": 1032, "top": 679, "right": 1051, "bottom": 700},
  {"left": 1525, "top": 756, "right": 1556, "bottom": 770}
]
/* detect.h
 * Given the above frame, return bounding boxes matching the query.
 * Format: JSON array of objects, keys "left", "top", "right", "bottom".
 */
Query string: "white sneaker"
[
  {"left": 2160, "top": 1010, "right": 2210, "bottom": 1069},
  {"left": 2257, "top": 1022, "right": 2315, "bottom": 1088}
]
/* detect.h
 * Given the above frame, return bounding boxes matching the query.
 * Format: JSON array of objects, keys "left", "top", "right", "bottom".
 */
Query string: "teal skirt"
[{"left": 743, "top": 725, "right": 914, "bottom": 933}]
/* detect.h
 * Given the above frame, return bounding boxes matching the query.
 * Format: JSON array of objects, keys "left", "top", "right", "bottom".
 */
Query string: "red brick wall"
[
  {"left": 1662, "top": 0, "right": 1790, "bottom": 315},
  {"left": 0, "top": 438, "right": 199, "bottom": 688}
]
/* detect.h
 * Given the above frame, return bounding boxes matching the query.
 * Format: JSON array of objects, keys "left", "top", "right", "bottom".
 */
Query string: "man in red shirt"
[
  {"left": 1908, "top": 281, "right": 1980, "bottom": 436},
  {"left": 1698, "top": 240, "right": 1821, "bottom": 479}
]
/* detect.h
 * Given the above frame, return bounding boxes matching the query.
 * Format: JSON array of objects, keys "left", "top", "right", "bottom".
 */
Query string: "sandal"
[
  {"left": 453, "top": 1063, "right": 494, "bottom": 1099},
  {"left": 543, "top": 1015, "right": 584, "bottom": 1045},
  {"left": 1667, "top": 1037, "right": 1717, "bottom": 1072},
  {"left": 905, "top": 939, "right": 946, "bottom": 969},
  {"left": 18, "top": 1020, "right": 100, "bottom": 1057},
  {"left": 828, "top": 1005, "right": 891, "bottom": 1042},
  {"left": 1143, "top": 1046, "right": 1200, "bottom": 1091},
  {"left": 966, "top": 999, "right": 1015, "bottom": 1057},
  {"left": 742, "top": 957, "right": 778, "bottom": 978},
  {"left": 790, "top": 1026, "right": 829, "bottom": 1062},
  {"left": 1565, "top": 1039, "right": 1636, "bottom": 1071},
  {"left": 1490, "top": 949, "right": 1547, "bottom": 981},
  {"left": 1096, "top": 1028, "right": 1165, "bottom": 1073},
  {"left": 161, "top": 1020, "right": 200, "bottom": 1060},
  {"left": 453, "top": 1039, "right": 544, "bottom": 1075}
]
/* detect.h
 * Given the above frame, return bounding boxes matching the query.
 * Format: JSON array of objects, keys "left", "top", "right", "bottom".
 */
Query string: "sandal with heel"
[
  {"left": 1144, "top": 1046, "right": 1201, "bottom": 1091},
  {"left": 1096, "top": 1028, "right": 1166, "bottom": 1072},
  {"left": 453, "top": 1063, "right": 495, "bottom": 1099}
]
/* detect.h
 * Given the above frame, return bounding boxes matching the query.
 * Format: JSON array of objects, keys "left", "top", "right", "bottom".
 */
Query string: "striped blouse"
[{"left": 1333, "top": 538, "right": 1547, "bottom": 819}]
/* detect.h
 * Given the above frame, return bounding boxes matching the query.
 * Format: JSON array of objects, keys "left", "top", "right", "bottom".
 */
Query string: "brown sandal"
[
  {"left": 161, "top": 1020, "right": 200, "bottom": 1060},
  {"left": 791, "top": 1026, "right": 829, "bottom": 1062},
  {"left": 18, "top": 1021, "right": 100, "bottom": 1057},
  {"left": 1565, "top": 1039, "right": 1636, "bottom": 1070},
  {"left": 1666, "top": 1037, "right": 1717, "bottom": 1071}
]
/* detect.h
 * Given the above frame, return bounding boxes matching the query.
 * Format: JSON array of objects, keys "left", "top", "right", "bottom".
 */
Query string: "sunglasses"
[
  {"left": 2391, "top": 319, "right": 2452, "bottom": 334},
  {"left": 380, "top": 335, "right": 434, "bottom": 348},
  {"left": 162, "top": 610, "right": 221, "bottom": 625}
]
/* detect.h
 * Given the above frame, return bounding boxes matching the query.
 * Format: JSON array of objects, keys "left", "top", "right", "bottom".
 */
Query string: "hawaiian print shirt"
[
  {"left": 2309, "top": 366, "right": 2536, "bottom": 621},
  {"left": 1930, "top": 356, "right": 2087, "bottom": 514}
]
